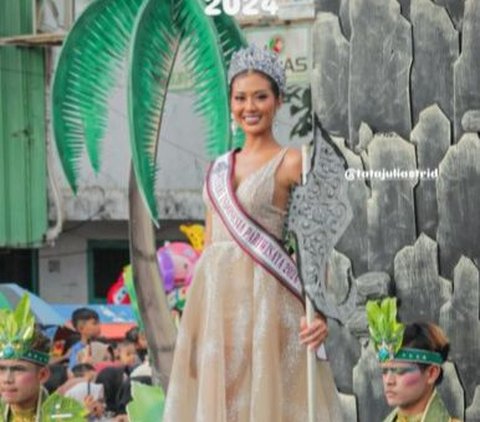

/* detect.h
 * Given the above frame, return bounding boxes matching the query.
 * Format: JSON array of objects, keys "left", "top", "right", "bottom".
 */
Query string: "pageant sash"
[{"left": 206, "top": 151, "right": 304, "bottom": 303}]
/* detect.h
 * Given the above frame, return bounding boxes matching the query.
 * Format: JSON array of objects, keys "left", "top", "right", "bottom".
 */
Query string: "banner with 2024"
[{"left": 204, "top": 0, "right": 279, "bottom": 16}]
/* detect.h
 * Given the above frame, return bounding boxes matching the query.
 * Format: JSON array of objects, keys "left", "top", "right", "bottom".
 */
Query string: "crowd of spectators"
[{"left": 44, "top": 307, "right": 151, "bottom": 421}]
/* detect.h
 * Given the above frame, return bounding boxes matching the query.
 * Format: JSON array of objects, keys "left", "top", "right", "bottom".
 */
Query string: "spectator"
[
  {"left": 68, "top": 308, "right": 101, "bottom": 371},
  {"left": 116, "top": 340, "right": 137, "bottom": 369},
  {"left": 125, "top": 326, "right": 148, "bottom": 363},
  {"left": 96, "top": 366, "right": 126, "bottom": 415},
  {"left": 76, "top": 341, "right": 114, "bottom": 372},
  {"left": 94, "top": 340, "right": 137, "bottom": 417},
  {"left": 58, "top": 363, "right": 105, "bottom": 420}
]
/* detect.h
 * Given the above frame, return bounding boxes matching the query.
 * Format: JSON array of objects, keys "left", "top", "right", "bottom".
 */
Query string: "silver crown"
[{"left": 228, "top": 44, "right": 286, "bottom": 95}]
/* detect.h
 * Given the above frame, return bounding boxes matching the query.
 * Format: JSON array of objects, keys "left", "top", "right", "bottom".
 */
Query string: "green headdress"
[
  {"left": 366, "top": 298, "right": 444, "bottom": 366},
  {"left": 0, "top": 295, "right": 50, "bottom": 366}
]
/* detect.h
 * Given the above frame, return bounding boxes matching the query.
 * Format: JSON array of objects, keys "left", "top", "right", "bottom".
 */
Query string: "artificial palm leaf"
[
  {"left": 0, "top": 295, "right": 35, "bottom": 356},
  {"left": 176, "top": 0, "right": 230, "bottom": 158},
  {"left": 366, "top": 297, "right": 405, "bottom": 362},
  {"left": 13, "top": 295, "right": 35, "bottom": 342},
  {"left": 52, "top": 0, "right": 146, "bottom": 191},
  {"left": 211, "top": 12, "right": 247, "bottom": 69},
  {"left": 128, "top": 0, "right": 181, "bottom": 221},
  {"left": 211, "top": 11, "right": 248, "bottom": 149},
  {"left": 123, "top": 265, "right": 144, "bottom": 330},
  {"left": 41, "top": 392, "right": 88, "bottom": 422},
  {"left": 126, "top": 382, "right": 165, "bottom": 421}
]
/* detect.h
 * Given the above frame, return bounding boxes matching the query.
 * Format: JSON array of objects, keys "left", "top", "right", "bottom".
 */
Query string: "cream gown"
[{"left": 163, "top": 149, "right": 343, "bottom": 422}]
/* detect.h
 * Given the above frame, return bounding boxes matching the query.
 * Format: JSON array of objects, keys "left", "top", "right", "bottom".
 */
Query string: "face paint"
[
  {"left": 401, "top": 370, "right": 423, "bottom": 387},
  {"left": 381, "top": 366, "right": 419, "bottom": 376},
  {"left": 0, "top": 360, "right": 43, "bottom": 408},
  {"left": 381, "top": 362, "right": 432, "bottom": 412}
]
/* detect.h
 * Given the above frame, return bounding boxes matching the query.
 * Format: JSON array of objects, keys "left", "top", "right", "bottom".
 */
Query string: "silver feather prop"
[{"left": 286, "top": 124, "right": 355, "bottom": 324}]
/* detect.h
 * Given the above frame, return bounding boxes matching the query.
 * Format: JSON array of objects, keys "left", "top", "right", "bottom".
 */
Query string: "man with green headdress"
[
  {"left": 0, "top": 295, "right": 86, "bottom": 421},
  {"left": 366, "top": 298, "right": 462, "bottom": 422}
]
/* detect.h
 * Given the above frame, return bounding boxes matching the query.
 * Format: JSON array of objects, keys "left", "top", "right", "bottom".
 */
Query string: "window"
[
  {"left": 0, "top": 249, "right": 38, "bottom": 292},
  {"left": 87, "top": 241, "right": 130, "bottom": 303}
]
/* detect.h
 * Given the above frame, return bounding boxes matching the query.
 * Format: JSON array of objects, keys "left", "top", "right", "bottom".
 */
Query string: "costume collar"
[{"left": 384, "top": 390, "right": 452, "bottom": 422}]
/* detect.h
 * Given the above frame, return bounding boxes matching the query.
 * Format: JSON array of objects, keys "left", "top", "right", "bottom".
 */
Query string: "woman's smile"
[{"left": 243, "top": 114, "right": 261, "bottom": 125}]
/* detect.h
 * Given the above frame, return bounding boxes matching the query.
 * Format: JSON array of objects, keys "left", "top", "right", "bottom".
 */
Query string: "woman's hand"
[
  {"left": 299, "top": 313, "right": 328, "bottom": 350},
  {"left": 84, "top": 395, "right": 105, "bottom": 417}
]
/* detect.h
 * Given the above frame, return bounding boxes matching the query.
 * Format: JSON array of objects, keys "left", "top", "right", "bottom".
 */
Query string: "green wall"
[{"left": 0, "top": 0, "right": 48, "bottom": 247}]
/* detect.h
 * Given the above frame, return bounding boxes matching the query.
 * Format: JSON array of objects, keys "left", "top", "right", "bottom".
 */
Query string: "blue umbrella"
[{"left": 0, "top": 283, "right": 65, "bottom": 326}]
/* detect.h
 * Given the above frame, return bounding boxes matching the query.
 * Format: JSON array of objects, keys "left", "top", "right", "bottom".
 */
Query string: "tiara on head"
[{"left": 228, "top": 44, "right": 286, "bottom": 95}]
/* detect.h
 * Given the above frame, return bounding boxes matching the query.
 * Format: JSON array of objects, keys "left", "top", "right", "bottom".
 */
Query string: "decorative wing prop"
[
  {"left": 42, "top": 392, "right": 88, "bottom": 421},
  {"left": 286, "top": 122, "right": 355, "bottom": 323},
  {"left": 126, "top": 382, "right": 165, "bottom": 421}
]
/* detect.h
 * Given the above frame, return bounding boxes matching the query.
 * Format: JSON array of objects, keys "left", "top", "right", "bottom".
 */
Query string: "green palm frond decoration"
[
  {"left": 53, "top": 0, "right": 247, "bottom": 222},
  {"left": 126, "top": 382, "right": 165, "bottom": 421},
  {"left": 128, "top": 0, "right": 181, "bottom": 221},
  {"left": 128, "top": 0, "right": 246, "bottom": 220},
  {"left": 366, "top": 297, "right": 405, "bottom": 362},
  {"left": 52, "top": 0, "right": 146, "bottom": 191},
  {"left": 123, "top": 265, "right": 144, "bottom": 330},
  {"left": 211, "top": 11, "right": 247, "bottom": 68},
  {"left": 211, "top": 11, "right": 247, "bottom": 148},
  {"left": 176, "top": 0, "right": 230, "bottom": 158},
  {"left": 42, "top": 392, "right": 88, "bottom": 421}
]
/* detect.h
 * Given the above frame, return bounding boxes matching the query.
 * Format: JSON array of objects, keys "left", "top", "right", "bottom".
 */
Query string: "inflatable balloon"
[
  {"left": 180, "top": 224, "right": 205, "bottom": 251},
  {"left": 156, "top": 248, "right": 175, "bottom": 293},
  {"left": 107, "top": 267, "right": 131, "bottom": 304},
  {"left": 158, "top": 242, "right": 200, "bottom": 288},
  {"left": 107, "top": 229, "right": 204, "bottom": 322}
]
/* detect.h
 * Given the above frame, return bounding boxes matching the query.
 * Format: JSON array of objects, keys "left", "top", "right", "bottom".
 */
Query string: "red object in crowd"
[{"left": 106, "top": 272, "right": 130, "bottom": 305}]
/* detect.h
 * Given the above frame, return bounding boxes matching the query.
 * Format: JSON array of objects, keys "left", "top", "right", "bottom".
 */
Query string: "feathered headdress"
[
  {"left": 366, "top": 298, "right": 444, "bottom": 365},
  {"left": 0, "top": 295, "right": 49, "bottom": 366}
]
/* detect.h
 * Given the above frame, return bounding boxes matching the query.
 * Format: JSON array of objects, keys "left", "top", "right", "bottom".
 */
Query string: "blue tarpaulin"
[{"left": 53, "top": 304, "right": 136, "bottom": 323}]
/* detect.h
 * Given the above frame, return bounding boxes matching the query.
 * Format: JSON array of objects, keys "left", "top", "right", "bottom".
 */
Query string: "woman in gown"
[{"left": 163, "top": 44, "right": 343, "bottom": 422}]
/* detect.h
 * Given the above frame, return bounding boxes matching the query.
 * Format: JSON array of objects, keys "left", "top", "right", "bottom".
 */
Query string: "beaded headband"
[
  {"left": 0, "top": 295, "right": 50, "bottom": 366},
  {"left": 228, "top": 44, "right": 286, "bottom": 95},
  {"left": 366, "top": 298, "right": 445, "bottom": 366}
]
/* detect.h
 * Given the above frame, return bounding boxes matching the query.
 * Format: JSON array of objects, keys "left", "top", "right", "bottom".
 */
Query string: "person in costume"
[
  {"left": 163, "top": 44, "right": 343, "bottom": 421},
  {"left": 366, "top": 298, "right": 462, "bottom": 422},
  {"left": 0, "top": 295, "right": 87, "bottom": 421}
]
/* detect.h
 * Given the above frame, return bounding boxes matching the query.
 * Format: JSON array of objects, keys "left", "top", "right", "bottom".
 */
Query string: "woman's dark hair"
[
  {"left": 96, "top": 366, "right": 126, "bottom": 414},
  {"left": 44, "top": 364, "right": 68, "bottom": 393},
  {"left": 402, "top": 322, "right": 450, "bottom": 385},
  {"left": 71, "top": 363, "right": 95, "bottom": 378},
  {"left": 125, "top": 326, "right": 140, "bottom": 343},
  {"left": 229, "top": 70, "right": 281, "bottom": 99}
]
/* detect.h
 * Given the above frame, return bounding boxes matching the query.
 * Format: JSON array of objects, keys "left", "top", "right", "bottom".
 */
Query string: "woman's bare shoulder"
[{"left": 282, "top": 147, "right": 302, "bottom": 184}]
